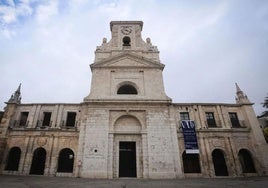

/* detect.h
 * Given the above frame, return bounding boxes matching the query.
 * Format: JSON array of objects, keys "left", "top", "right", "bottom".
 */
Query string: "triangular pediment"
[{"left": 91, "top": 52, "right": 164, "bottom": 69}]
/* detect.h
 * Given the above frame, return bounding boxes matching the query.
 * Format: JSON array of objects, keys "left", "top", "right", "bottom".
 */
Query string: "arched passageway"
[
  {"left": 30, "top": 147, "right": 46, "bottom": 175},
  {"left": 57, "top": 148, "right": 75, "bottom": 173},
  {"left": 238, "top": 149, "right": 256, "bottom": 173},
  {"left": 5, "top": 147, "right": 21, "bottom": 171},
  {"left": 212, "top": 149, "right": 228, "bottom": 176}
]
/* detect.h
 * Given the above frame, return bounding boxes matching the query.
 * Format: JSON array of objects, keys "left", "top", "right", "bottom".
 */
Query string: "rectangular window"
[
  {"left": 229, "top": 112, "right": 241, "bottom": 128},
  {"left": 42, "top": 112, "right": 52, "bottom": 127},
  {"left": 180, "top": 112, "right": 190, "bottom": 120},
  {"left": 66, "top": 112, "right": 76, "bottom": 127},
  {"left": 205, "top": 112, "right": 217, "bottom": 127},
  {"left": 19, "top": 112, "right": 29, "bottom": 126}
]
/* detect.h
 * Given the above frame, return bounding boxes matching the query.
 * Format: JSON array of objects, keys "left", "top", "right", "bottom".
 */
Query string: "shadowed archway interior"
[
  {"left": 30, "top": 147, "right": 46, "bottom": 175},
  {"left": 5, "top": 147, "right": 21, "bottom": 171},
  {"left": 212, "top": 149, "right": 228, "bottom": 176},
  {"left": 238, "top": 149, "right": 256, "bottom": 173},
  {"left": 57, "top": 148, "right": 75, "bottom": 173}
]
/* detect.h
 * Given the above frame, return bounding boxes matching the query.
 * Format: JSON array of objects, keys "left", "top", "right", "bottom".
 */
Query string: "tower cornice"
[{"left": 110, "top": 21, "right": 143, "bottom": 31}]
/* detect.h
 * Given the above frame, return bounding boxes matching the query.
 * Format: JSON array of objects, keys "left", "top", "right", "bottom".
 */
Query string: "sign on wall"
[{"left": 181, "top": 120, "right": 199, "bottom": 154}]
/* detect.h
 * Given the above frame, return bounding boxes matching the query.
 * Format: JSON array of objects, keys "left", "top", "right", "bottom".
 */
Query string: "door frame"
[{"left": 113, "top": 135, "right": 142, "bottom": 178}]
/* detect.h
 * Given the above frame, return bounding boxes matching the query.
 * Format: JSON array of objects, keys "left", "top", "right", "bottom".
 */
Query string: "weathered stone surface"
[{"left": 0, "top": 21, "right": 267, "bottom": 178}]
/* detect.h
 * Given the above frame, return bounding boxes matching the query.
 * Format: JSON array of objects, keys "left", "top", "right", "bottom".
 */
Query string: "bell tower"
[
  {"left": 80, "top": 22, "right": 177, "bottom": 179},
  {"left": 84, "top": 21, "right": 171, "bottom": 103}
]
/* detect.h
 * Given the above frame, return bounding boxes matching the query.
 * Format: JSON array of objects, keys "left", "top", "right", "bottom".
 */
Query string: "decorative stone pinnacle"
[
  {"left": 7, "top": 83, "right": 22, "bottom": 104},
  {"left": 235, "top": 83, "right": 251, "bottom": 104}
]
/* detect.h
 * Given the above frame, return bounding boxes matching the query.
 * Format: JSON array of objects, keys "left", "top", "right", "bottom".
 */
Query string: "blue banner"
[{"left": 181, "top": 120, "right": 199, "bottom": 154}]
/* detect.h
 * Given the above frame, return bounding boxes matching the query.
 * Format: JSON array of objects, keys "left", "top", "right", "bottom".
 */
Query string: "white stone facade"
[{"left": 0, "top": 21, "right": 267, "bottom": 179}]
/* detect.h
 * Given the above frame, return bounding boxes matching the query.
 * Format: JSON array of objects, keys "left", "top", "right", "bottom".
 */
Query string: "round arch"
[
  {"left": 117, "top": 81, "right": 138, "bottom": 95},
  {"left": 114, "top": 115, "right": 142, "bottom": 133},
  {"left": 57, "top": 148, "right": 75, "bottom": 173},
  {"left": 30, "top": 147, "right": 46, "bottom": 175},
  {"left": 238, "top": 148, "right": 256, "bottom": 173},
  {"left": 5, "top": 147, "right": 21, "bottom": 171},
  {"left": 122, "top": 36, "right": 131, "bottom": 46},
  {"left": 212, "top": 149, "right": 228, "bottom": 176}
]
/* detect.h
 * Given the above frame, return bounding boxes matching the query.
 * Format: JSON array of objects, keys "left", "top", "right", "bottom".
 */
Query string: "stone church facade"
[{"left": 0, "top": 21, "right": 267, "bottom": 178}]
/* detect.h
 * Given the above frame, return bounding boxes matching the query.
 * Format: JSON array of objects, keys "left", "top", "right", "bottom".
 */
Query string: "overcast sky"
[{"left": 0, "top": 0, "right": 267, "bottom": 115}]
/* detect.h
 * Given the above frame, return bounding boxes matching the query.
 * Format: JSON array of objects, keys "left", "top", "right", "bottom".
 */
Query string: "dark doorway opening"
[
  {"left": 30, "top": 147, "right": 46, "bottom": 175},
  {"left": 212, "top": 149, "right": 228, "bottom": 176},
  {"left": 119, "top": 141, "right": 137, "bottom": 177},
  {"left": 57, "top": 148, "right": 74, "bottom": 173},
  {"left": 182, "top": 151, "right": 201, "bottom": 173},
  {"left": 238, "top": 149, "right": 256, "bottom": 173},
  {"left": 5, "top": 147, "right": 21, "bottom": 171}
]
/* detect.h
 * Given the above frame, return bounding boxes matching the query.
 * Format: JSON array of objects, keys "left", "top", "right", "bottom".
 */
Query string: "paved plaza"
[{"left": 0, "top": 175, "right": 268, "bottom": 188}]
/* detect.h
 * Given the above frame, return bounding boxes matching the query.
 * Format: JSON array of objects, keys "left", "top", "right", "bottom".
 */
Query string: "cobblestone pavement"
[{"left": 0, "top": 175, "right": 268, "bottom": 188}]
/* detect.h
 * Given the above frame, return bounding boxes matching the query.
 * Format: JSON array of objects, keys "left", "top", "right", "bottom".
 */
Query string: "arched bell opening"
[{"left": 122, "top": 36, "right": 131, "bottom": 46}]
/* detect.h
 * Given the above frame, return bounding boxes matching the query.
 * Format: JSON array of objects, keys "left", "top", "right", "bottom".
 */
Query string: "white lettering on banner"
[
  {"left": 181, "top": 120, "right": 195, "bottom": 129},
  {"left": 181, "top": 120, "right": 200, "bottom": 154}
]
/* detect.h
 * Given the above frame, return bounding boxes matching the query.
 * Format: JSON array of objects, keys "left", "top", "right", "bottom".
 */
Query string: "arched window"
[
  {"left": 123, "top": 36, "right": 131, "bottom": 46},
  {"left": 30, "top": 147, "right": 46, "bottom": 175},
  {"left": 117, "top": 84, "right": 138, "bottom": 95},
  {"left": 238, "top": 149, "right": 256, "bottom": 173},
  {"left": 182, "top": 151, "right": 201, "bottom": 173},
  {"left": 57, "top": 148, "right": 74, "bottom": 173},
  {"left": 5, "top": 147, "right": 21, "bottom": 171},
  {"left": 212, "top": 149, "right": 228, "bottom": 176}
]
